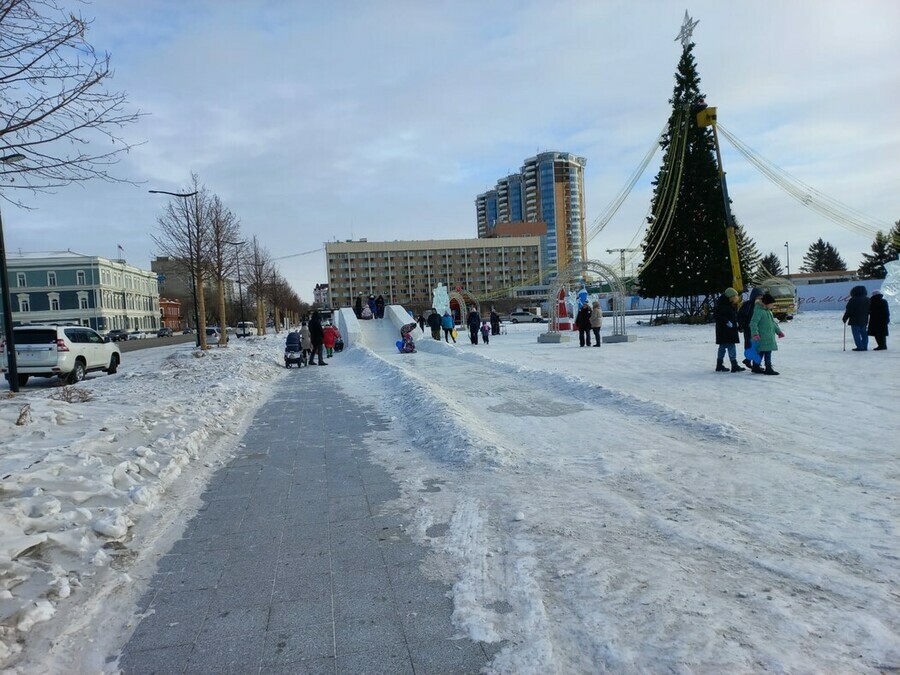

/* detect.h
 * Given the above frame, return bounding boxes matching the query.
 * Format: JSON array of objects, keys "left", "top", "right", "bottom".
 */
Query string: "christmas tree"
[
  {"left": 638, "top": 25, "right": 735, "bottom": 313},
  {"left": 857, "top": 230, "right": 897, "bottom": 279}
]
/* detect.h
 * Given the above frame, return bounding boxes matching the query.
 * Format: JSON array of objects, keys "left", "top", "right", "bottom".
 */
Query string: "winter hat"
[
  {"left": 872, "top": 289, "right": 883, "bottom": 296},
  {"left": 761, "top": 293, "right": 776, "bottom": 305},
  {"left": 724, "top": 287, "right": 738, "bottom": 298}
]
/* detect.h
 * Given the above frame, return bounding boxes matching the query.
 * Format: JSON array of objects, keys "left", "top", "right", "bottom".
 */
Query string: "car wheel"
[
  {"left": 17, "top": 375, "right": 29, "bottom": 387},
  {"left": 66, "top": 359, "right": 86, "bottom": 385},
  {"left": 532, "top": 318, "right": 540, "bottom": 322},
  {"left": 511, "top": 319, "right": 519, "bottom": 324},
  {"left": 107, "top": 354, "right": 119, "bottom": 374}
]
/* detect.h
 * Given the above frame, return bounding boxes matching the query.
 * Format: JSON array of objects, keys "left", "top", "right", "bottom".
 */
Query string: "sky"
[
  {"left": 1, "top": 309, "right": 897, "bottom": 671},
  {"left": 3, "top": 0, "right": 899, "bottom": 302}
]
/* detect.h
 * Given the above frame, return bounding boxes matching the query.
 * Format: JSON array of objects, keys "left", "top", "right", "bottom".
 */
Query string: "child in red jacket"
[{"left": 322, "top": 323, "right": 341, "bottom": 358}]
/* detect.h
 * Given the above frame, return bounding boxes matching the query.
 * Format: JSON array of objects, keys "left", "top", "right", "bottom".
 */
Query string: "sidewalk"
[{"left": 117, "top": 366, "right": 493, "bottom": 674}]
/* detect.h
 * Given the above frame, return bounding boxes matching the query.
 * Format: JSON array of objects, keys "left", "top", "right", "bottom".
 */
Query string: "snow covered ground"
[{"left": 0, "top": 310, "right": 897, "bottom": 673}]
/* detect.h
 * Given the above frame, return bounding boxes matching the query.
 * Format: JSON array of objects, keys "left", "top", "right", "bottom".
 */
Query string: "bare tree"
[
  {"left": 206, "top": 195, "right": 240, "bottom": 345},
  {"left": 246, "top": 236, "right": 273, "bottom": 336},
  {"left": 0, "top": 0, "right": 143, "bottom": 195},
  {"left": 151, "top": 175, "right": 213, "bottom": 349}
]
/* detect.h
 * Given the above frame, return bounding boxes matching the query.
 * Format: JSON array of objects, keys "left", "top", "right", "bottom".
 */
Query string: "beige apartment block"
[{"left": 325, "top": 237, "right": 543, "bottom": 311}]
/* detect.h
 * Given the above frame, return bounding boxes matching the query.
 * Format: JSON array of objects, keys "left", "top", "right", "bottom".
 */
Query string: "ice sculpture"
[
  {"left": 880, "top": 260, "right": 900, "bottom": 323},
  {"left": 432, "top": 283, "right": 450, "bottom": 317}
]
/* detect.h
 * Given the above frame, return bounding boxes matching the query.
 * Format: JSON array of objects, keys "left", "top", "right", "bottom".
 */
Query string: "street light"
[
  {"left": 224, "top": 240, "right": 246, "bottom": 337},
  {"left": 0, "top": 153, "right": 27, "bottom": 392},
  {"left": 784, "top": 241, "right": 790, "bottom": 278},
  {"left": 149, "top": 190, "right": 201, "bottom": 347}
]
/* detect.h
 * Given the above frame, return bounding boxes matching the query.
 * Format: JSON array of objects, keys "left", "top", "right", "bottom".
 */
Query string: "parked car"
[
  {"left": 505, "top": 310, "right": 546, "bottom": 323},
  {"left": 127, "top": 331, "right": 146, "bottom": 340},
  {"left": 106, "top": 328, "right": 129, "bottom": 342},
  {"left": 235, "top": 321, "right": 256, "bottom": 337},
  {"left": 205, "top": 327, "right": 228, "bottom": 343},
  {"left": 157, "top": 327, "right": 174, "bottom": 338},
  {"left": 182, "top": 328, "right": 195, "bottom": 335},
  {"left": 1, "top": 324, "right": 121, "bottom": 386}
]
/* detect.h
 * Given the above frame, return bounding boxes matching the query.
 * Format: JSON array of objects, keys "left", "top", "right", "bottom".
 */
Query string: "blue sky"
[{"left": 5, "top": 0, "right": 898, "bottom": 300}]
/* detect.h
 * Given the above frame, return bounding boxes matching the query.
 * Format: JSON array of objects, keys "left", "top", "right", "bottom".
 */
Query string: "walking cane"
[{"left": 843, "top": 321, "right": 847, "bottom": 351}]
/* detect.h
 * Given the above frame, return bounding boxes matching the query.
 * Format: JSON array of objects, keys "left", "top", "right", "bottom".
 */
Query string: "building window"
[
  {"left": 18, "top": 296, "right": 30, "bottom": 312},
  {"left": 51, "top": 298, "right": 60, "bottom": 311},
  {"left": 76, "top": 271, "right": 86, "bottom": 285},
  {"left": 16, "top": 273, "right": 26, "bottom": 287},
  {"left": 80, "top": 297, "right": 89, "bottom": 310},
  {"left": 47, "top": 272, "right": 57, "bottom": 286}
]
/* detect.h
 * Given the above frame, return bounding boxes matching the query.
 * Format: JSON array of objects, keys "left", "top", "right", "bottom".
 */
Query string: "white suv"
[{"left": 1, "top": 325, "right": 121, "bottom": 387}]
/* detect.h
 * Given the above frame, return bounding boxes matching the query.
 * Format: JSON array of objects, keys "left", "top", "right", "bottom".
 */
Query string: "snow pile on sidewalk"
[{"left": 0, "top": 337, "right": 285, "bottom": 667}]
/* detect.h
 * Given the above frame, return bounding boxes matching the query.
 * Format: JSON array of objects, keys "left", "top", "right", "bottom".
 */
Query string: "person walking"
[
  {"left": 417, "top": 314, "right": 426, "bottom": 333},
  {"left": 590, "top": 300, "right": 603, "bottom": 347},
  {"left": 714, "top": 287, "right": 745, "bottom": 373},
  {"left": 375, "top": 295, "right": 385, "bottom": 319},
  {"left": 575, "top": 302, "right": 592, "bottom": 347},
  {"left": 354, "top": 294, "right": 363, "bottom": 319},
  {"left": 367, "top": 295, "right": 377, "bottom": 320},
  {"left": 308, "top": 311, "right": 327, "bottom": 365},
  {"left": 322, "top": 322, "right": 341, "bottom": 358},
  {"left": 750, "top": 293, "right": 785, "bottom": 375},
  {"left": 426, "top": 310, "right": 442, "bottom": 340},
  {"left": 868, "top": 289, "right": 890, "bottom": 350},
  {"left": 738, "top": 288, "right": 764, "bottom": 369},
  {"left": 441, "top": 311, "right": 456, "bottom": 343},
  {"left": 467, "top": 307, "right": 481, "bottom": 344},
  {"left": 490, "top": 307, "right": 501, "bottom": 336},
  {"left": 842, "top": 285, "right": 871, "bottom": 351},
  {"left": 299, "top": 320, "right": 313, "bottom": 366}
]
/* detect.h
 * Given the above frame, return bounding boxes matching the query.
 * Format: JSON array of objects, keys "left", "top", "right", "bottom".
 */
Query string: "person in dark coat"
[
  {"left": 575, "top": 303, "right": 593, "bottom": 347},
  {"left": 417, "top": 314, "right": 426, "bottom": 333},
  {"left": 308, "top": 312, "right": 327, "bottom": 365},
  {"left": 354, "top": 294, "right": 363, "bottom": 319},
  {"left": 367, "top": 295, "right": 377, "bottom": 319},
  {"left": 490, "top": 308, "right": 501, "bottom": 336},
  {"left": 737, "top": 287, "right": 763, "bottom": 369},
  {"left": 714, "top": 287, "right": 745, "bottom": 372},
  {"left": 426, "top": 310, "right": 442, "bottom": 340},
  {"left": 375, "top": 295, "right": 385, "bottom": 319},
  {"left": 867, "top": 289, "right": 890, "bottom": 350},
  {"left": 842, "top": 285, "right": 871, "bottom": 351},
  {"left": 467, "top": 308, "right": 481, "bottom": 344}
]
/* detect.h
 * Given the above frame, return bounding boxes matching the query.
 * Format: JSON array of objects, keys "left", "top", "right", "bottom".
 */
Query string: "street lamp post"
[
  {"left": 784, "top": 241, "right": 790, "bottom": 278},
  {"left": 0, "top": 153, "right": 27, "bottom": 393},
  {"left": 224, "top": 241, "right": 246, "bottom": 337},
  {"left": 149, "top": 190, "right": 200, "bottom": 347}
]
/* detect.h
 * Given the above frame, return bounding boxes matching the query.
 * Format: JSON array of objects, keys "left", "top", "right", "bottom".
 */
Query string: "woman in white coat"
[{"left": 590, "top": 300, "right": 603, "bottom": 347}]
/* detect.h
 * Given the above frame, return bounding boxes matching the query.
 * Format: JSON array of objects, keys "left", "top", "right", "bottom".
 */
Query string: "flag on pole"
[{"left": 117, "top": 244, "right": 124, "bottom": 254}]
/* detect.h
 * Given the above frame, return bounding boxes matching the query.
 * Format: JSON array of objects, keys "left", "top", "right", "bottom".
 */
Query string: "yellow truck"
[{"left": 757, "top": 277, "right": 797, "bottom": 320}]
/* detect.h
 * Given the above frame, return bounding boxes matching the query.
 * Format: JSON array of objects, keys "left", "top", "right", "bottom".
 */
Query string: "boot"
[
  {"left": 730, "top": 360, "right": 746, "bottom": 372},
  {"left": 751, "top": 363, "right": 765, "bottom": 374},
  {"left": 742, "top": 358, "right": 752, "bottom": 368},
  {"left": 764, "top": 367, "right": 779, "bottom": 375},
  {"left": 715, "top": 360, "right": 728, "bottom": 372}
]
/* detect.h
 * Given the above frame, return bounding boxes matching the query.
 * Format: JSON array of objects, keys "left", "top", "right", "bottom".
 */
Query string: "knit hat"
[
  {"left": 872, "top": 289, "right": 883, "bottom": 296},
  {"left": 761, "top": 293, "right": 775, "bottom": 304},
  {"left": 724, "top": 287, "right": 738, "bottom": 298}
]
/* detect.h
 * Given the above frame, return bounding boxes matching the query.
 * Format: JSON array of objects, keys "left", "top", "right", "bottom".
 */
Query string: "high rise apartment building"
[
  {"left": 476, "top": 151, "right": 587, "bottom": 275},
  {"left": 325, "top": 237, "right": 543, "bottom": 311}
]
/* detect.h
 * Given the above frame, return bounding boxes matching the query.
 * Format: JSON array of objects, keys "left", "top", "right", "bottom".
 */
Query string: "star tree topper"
[{"left": 675, "top": 10, "right": 699, "bottom": 48}]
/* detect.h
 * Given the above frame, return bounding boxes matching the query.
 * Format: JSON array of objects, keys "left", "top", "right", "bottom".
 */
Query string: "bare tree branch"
[{"left": 0, "top": 0, "right": 144, "bottom": 199}]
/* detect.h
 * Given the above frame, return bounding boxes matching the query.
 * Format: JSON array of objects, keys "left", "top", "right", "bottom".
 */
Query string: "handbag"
[{"left": 451, "top": 328, "right": 458, "bottom": 339}]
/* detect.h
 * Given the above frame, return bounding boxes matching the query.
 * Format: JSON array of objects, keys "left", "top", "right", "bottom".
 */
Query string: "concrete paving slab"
[{"left": 117, "top": 367, "right": 491, "bottom": 674}]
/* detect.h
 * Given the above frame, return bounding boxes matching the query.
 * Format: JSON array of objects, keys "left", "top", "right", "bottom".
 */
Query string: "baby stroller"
[
  {"left": 396, "top": 322, "right": 417, "bottom": 353},
  {"left": 284, "top": 331, "right": 306, "bottom": 368}
]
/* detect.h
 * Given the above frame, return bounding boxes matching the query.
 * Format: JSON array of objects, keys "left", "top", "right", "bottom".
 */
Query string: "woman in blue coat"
[{"left": 441, "top": 311, "right": 456, "bottom": 343}]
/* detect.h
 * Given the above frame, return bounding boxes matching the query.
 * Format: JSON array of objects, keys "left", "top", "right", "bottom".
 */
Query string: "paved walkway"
[{"left": 118, "top": 367, "right": 492, "bottom": 674}]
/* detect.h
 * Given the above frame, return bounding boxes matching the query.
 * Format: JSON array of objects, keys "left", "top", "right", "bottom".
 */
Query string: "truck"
[{"left": 756, "top": 277, "right": 797, "bottom": 320}]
